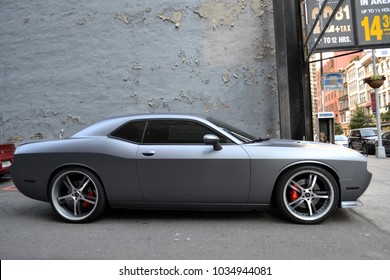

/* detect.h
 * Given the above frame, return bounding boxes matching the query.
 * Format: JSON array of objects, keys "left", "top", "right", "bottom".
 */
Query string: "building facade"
[
  {"left": 313, "top": 50, "right": 390, "bottom": 136},
  {"left": 0, "top": 0, "right": 279, "bottom": 144}
]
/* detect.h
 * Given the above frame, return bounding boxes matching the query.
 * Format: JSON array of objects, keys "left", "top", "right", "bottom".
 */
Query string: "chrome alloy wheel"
[
  {"left": 50, "top": 168, "right": 105, "bottom": 223},
  {"left": 276, "top": 166, "right": 339, "bottom": 224}
]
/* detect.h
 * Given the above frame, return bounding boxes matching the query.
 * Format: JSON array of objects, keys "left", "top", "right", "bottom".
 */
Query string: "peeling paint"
[
  {"left": 195, "top": 0, "right": 246, "bottom": 29},
  {"left": 76, "top": 17, "right": 86, "bottom": 25},
  {"left": 178, "top": 49, "right": 186, "bottom": 63},
  {"left": 175, "top": 90, "right": 196, "bottom": 104},
  {"left": 158, "top": 9, "right": 183, "bottom": 28},
  {"left": 30, "top": 133, "right": 45, "bottom": 140},
  {"left": 148, "top": 98, "right": 156, "bottom": 108},
  {"left": 251, "top": 0, "right": 265, "bottom": 17},
  {"left": 115, "top": 11, "right": 145, "bottom": 26},
  {"left": 252, "top": 37, "right": 276, "bottom": 61},
  {"left": 129, "top": 92, "right": 139, "bottom": 103},
  {"left": 67, "top": 115, "right": 81, "bottom": 123},
  {"left": 7, "top": 134, "right": 24, "bottom": 144},
  {"left": 43, "top": 111, "right": 59, "bottom": 117},
  {"left": 115, "top": 12, "right": 131, "bottom": 24},
  {"left": 221, "top": 71, "right": 230, "bottom": 83}
]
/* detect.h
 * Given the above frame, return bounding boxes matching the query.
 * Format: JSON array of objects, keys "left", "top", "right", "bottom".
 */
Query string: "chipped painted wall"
[{"left": 0, "top": 0, "right": 278, "bottom": 143}]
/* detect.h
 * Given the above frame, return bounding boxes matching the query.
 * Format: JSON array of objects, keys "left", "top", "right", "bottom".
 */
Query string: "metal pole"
[
  {"left": 320, "top": 53, "right": 324, "bottom": 112},
  {"left": 372, "top": 49, "right": 386, "bottom": 158}
]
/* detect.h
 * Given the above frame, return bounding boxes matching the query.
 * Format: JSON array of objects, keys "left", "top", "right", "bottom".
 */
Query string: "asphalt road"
[{"left": 1, "top": 162, "right": 390, "bottom": 260}]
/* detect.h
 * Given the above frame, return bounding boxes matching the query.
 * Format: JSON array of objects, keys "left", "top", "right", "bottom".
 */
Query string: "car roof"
[
  {"left": 351, "top": 127, "right": 377, "bottom": 131},
  {"left": 72, "top": 113, "right": 210, "bottom": 137}
]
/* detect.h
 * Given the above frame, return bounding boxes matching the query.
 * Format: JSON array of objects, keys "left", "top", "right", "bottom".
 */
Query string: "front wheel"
[
  {"left": 275, "top": 165, "right": 339, "bottom": 224},
  {"left": 50, "top": 167, "right": 106, "bottom": 223}
]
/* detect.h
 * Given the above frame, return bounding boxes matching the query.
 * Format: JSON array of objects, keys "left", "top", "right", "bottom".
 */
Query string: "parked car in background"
[
  {"left": 11, "top": 114, "right": 372, "bottom": 224},
  {"left": 0, "top": 143, "right": 15, "bottom": 179},
  {"left": 380, "top": 131, "right": 390, "bottom": 156},
  {"left": 335, "top": 135, "right": 348, "bottom": 147},
  {"left": 348, "top": 128, "right": 378, "bottom": 155}
]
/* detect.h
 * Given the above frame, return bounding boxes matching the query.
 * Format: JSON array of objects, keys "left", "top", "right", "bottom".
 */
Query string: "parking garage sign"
[
  {"left": 306, "top": 0, "right": 355, "bottom": 51},
  {"left": 306, "top": 0, "right": 390, "bottom": 52},
  {"left": 355, "top": 0, "right": 390, "bottom": 46}
]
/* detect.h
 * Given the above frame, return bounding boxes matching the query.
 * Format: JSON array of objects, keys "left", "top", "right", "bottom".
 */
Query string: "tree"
[
  {"left": 349, "top": 106, "right": 374, "bottom": 129},
  {"left": 380, "top": 105, "right": 390, "bottom": 122},
  {"left": 335, "top": 122, "right": 343, "bottom": 135}
]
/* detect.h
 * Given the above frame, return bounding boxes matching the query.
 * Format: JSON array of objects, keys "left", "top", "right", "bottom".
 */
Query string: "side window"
[
  {"left": 384, "top": 133, "right": 390, "bottom": 140},
  {"left": 143, "top": 120, "right": 230, "bottom": 144},
  {"left": 110, "top": 121, "right": 146, "bottom": 143}
]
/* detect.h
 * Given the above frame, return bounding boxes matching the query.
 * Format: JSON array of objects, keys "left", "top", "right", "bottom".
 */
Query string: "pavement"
[{"left": 353, "top": 155, "right": 390, "bottom": 234}]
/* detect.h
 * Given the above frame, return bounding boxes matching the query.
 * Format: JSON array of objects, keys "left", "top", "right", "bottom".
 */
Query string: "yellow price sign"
[
  {"left": 356, "top": 1, "right": 390, "bottom": 46},
  {"left": 361, "top": 15, "right": 390, "bottom": 41}
]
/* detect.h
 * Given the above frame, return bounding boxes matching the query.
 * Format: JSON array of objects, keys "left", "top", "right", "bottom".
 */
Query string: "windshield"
[
  {"left": 361, "top": 129, "right": 377, "bottom": 137},
  {"left": 335, "top": 135, "right": 347, "bottom": 141},
  {"left": 207, "top": 117, "right": 257, "bottom": 143}
]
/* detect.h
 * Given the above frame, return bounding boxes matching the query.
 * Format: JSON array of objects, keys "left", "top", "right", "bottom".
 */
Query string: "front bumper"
[{"left": 341, "top": 200, "right": 363, "bottom": 208}]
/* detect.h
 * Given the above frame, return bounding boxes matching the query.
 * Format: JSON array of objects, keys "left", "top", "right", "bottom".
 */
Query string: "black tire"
[
  {"left": 49, "top": 167, "right": 106, "bottom": 223},
  {"left": 348, "top": 142, "right": 353, "bottom": 149},
  {"left": 275, "top": 165, "right": 339, "bottom": 224}
]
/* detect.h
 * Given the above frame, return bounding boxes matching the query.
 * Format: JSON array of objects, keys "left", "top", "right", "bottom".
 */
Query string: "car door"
[
  {"left": 351, "top": 130, "right": 362, "bottom": 150},
  {"left": 136, "top": 119, "right": 250, "bottom": 203}
]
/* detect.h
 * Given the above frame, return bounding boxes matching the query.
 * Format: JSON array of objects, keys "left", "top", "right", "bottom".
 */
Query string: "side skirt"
[{"left": 109, "top": 202, "right": 270, "bottom": 211}]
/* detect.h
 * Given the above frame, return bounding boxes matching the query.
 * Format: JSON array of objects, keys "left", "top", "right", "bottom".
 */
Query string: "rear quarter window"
[{"left": 110, "top": 121, "right": 146, "bottom": 143}]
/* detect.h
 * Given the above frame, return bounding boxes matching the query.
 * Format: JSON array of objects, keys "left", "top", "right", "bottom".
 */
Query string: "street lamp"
[{"left": 371, "top": 49, "right": 386, "bottom": 158}]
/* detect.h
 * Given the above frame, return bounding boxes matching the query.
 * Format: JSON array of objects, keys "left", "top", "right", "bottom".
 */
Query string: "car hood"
[
  {"left": 363, "top": 136, "right": 378, "bottom": 140},
  {"left": 245, "top": 138, "right": 365, "bottom": 160},
  {"left": 251, "top": 138, "right": 336, "bottom": 148}
]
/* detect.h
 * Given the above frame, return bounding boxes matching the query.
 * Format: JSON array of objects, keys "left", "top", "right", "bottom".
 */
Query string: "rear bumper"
[{"left": 0, "top": 158, "right": 13, "bottom": 174}]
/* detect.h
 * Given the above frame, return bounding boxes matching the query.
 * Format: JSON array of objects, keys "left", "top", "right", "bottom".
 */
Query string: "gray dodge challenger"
[{"left": 11, "top": 114, "right": 372, "bottom": 224}]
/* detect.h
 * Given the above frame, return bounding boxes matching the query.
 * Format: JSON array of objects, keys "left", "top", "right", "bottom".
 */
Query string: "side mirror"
[{"left": 203, "top": 134, "right": 222, "bottom": 151}]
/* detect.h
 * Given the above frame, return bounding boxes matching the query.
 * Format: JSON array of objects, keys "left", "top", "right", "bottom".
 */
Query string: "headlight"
[{"left": 367, "top": 139, "right": 375, "bottom": 144}]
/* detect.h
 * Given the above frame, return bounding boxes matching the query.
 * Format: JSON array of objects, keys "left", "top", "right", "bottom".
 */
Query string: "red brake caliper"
[
  {"left": 82, "top": 191, "right": 95, "bottom": 208},
  {"left": 290, "top": 184, "right": 300, "bottom": 201}
]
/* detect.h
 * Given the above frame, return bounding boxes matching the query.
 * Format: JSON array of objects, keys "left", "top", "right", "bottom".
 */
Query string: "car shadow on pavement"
[{"left": 103, "top": 208, "right": 285, "bottom": 224}]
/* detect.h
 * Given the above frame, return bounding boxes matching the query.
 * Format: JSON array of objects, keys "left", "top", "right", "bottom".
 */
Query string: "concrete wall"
[{"left": 0, "top": 0, "right": 278, "bottom": 143}]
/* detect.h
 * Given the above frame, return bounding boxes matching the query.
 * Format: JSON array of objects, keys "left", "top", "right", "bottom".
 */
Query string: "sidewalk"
[{"left": 352, "top": 156, "right": 390, "bottom": 233}]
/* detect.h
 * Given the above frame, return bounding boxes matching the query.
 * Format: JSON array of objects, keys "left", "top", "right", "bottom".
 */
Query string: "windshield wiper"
[{"left": 251, "top": 137, "right": 270, "bottom": 143}]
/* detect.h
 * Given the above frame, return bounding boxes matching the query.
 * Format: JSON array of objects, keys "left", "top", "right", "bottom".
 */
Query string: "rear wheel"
[
  {"left": 50, "top": 167, "right": 106, "bottom": 223},
  {"left": 275, "top": 165, "right": 339, "bottom": 224}
]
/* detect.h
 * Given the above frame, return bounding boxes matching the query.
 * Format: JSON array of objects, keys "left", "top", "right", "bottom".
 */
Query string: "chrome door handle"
[{"left": 142, "top": 151, "right": 155, "bottom": 156}]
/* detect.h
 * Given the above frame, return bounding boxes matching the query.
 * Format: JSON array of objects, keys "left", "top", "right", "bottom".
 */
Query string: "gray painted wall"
[{"left": 0, "top": 0, "right": 278, "bottom": 144}]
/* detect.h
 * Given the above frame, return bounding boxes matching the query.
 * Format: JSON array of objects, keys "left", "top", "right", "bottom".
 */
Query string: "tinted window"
[
  {"left": 110, "top": 121, "right": 146, "bottom": 143},
  {"left": 361, "top": 129, "right": 377, "bottom": 137},
  {"left": 143, "top": 120, "right": 227, "bottom": 144}
]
